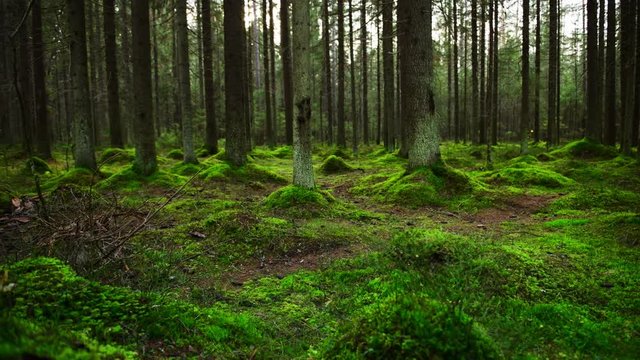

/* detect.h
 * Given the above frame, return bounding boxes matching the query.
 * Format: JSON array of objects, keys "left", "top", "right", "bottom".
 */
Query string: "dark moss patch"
[
  {"left": 24, "top": 157, "right": 51, "bottom": 175},
  {"left": 201, "top": 161, "right": 287, "bottom": 184},
  {"left": 537, "top": 153, "right": 555, "bottom": 162},
  {"left": 99, "top": 148, "right": 135, "bottom": 164},
  {"left": 485, "top": 163, "right": 574, "bottom": 188},
  {"left": 171, "top": 162, "right": 202, "bottom": 176},
  {"left": 98, "top": 166, "right": 186, "bottom": 191},
  {"left": 166, "top": 148, "right": 184, "bottom": 160},
  {"left": 320, "top": 155, "right": 355, "bottom": 174},
  {"left": 42, "top": 168, "right": 99, "bottom": 191},
  {"left": 551, "top": 187, "right": 640, "bottom": 212},
  {"left": 550, "top": 138, "right": 618, "bottom": 159}
]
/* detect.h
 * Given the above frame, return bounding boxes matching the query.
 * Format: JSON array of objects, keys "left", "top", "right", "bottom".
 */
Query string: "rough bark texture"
[
  {"left": 548, "top": 0, "right": 558, "bottom": 146},
  {"left": 131, "top": 0, "right": 157, "bottom": 176},
  {"left": 471, "top": 0, "right": 478, "bottom": 144},
  {"left": 176, "top": 0, "right": 197, "bottom": 163},
  {"left": 521, "top": 0, "right": 530, "bottom": 153},
  {"left": 281, "top": 0, "right": 294, "bottom": 145},
  {"left": 534, "top": 0, "right": 541, "bottom": 143},
  {"left": 337, "top": 0, "right": 346, "bottom": 148},
  {"left": 67, "top": 0, "right": 97, "bottom": 170},
  {"left": 322, "top": 0, "right": 333, "bottom": 144},
  {"left": 453, "top": 1, "right": 460, "bottom": 143},
  {"left": 348, "top": 0, "right": 358, "bottom": 154},
  {"left": 103, "top": 0, "right": 123, "bottom": 148},
  {"left": 262, "top": 0, "right": 274, "bottom": 147},
  {"left": 620, "top": 0, "right": 636, "bottom": 154},
  {"left": 604, "top": 0, "right": 616, "bottom": 145},
  {"left": 224, "top": 0, "right": 249, "bottom": 166},
  {"left": 361, "top": 0, "right": 369, "bottom": 145},
  {"left": 203, "top": 0, "right": 218, "bottom": 154},
  {"left": 292, "top": 0, "right": 314, "bottom": 189},
  {"left": 382, "top": 0, "right": 394, "bottom": 151},
  {"left": 586, "top": 0, "right": 600, "bottom": 141},
  {"left": 32, "top": 0, "right": 51, "bottom": 159},
  {"left": 268, "top": 0, "right": 277, "bottom": 142},
  {"left": 398, "top": 0, "right": 439, "bottom": 169}
]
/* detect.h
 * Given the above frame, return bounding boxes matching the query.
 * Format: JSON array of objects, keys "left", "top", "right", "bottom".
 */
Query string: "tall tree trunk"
[
  {"left": 120, "top": 0, "right": 131, "bottom": 144},
  {"left": 292, "top": 0, "right": 314, "bottom": 188},
  {"left": 604, "top": 0, "right": 615, "bottom": 145},
  {"left": 32, "top": 0, "right": 52, "bottom": 159},
  {"left": 176, "top": 0, "right": 197, "bottom": 163},
  {"left": 322, "top": 0, "right": 333, "bottom": 144},
  {"left": 152, "top": 3, "right": 161, "bottom": 136},
  {"left": 269, "top": 0, "right": 277, "bottom": 142},
  {"left": 398, "top": 0, "right": 438, "bottom": 169},
  {"left": 197, "top": 0, "right": 204, "bottom": 110},
  {"left": 376, "top": 1, "right": 381, "bottom": 145},
  {"left": 634, "top": 4, "right": 640, "bottom": 148},
  {"left": 104, "top": 0, "right": 123, "bottom": 148},
  {"left": 281, "top": 0, "right": 294, "bottom": 145},
  {"left": 453, "top": 0, "right": 460, "bottom": 143},
  {"left": 131, "top": 0, "right": 157, "bottom": 175},
  {"left": 521, "top": 0, "right": 530, "bottom": 153},
  {"left": 203, "top": 0, "right": 218, "bottom": 154},
  {"left": 479, "top": 0, "right": 486, "bottom": 144},
  {"left": 620, "top": 0, "right": 636, "bottom": 154},
  {"left": 361, "top": 0, "right": 369, "bottom": 145},
  {"left": 224, "top": 0, "right": 249, "bottom": 166},
  {"left": 348, "top": 0, "right": 358, "bottom": 154},
  {"left": 472, "top": 0, "right": 479, "bottom": 145},
  {"left": 534, "top": 0, "right": 541, "bottom": 143},
  {"left": 382, "top": 0, "right": 394, "bottom": 151},
  {"left": 492, "top": 0, "right": 499, "bottom": 146},
  {"left": 586, "top": 0, "right": 600, "bottom": 141},
  {"left": 549, "top": 0, "right": 558, "bottom": 146},
  {"left": 598, "top": 0, "right": 605, "bottom": 141},
  {"left": 262, "top": 0, "right": 274, "bottom": 146},
  {"left": 67, "top": 0, "right": 97, "bottom": 170},
  {"left": 337, "top": 0, "right": 346, "bottom": 148}
]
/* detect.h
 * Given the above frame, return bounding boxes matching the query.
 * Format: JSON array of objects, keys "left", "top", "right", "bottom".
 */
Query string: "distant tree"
[
  {"left": 586, "top": 0, "right": 600, "bottom": 141},
  {"left": 292, "top": 0, "right": 314, "bottom": 188},
  {"left": 322, "top": 0, "right": 333, "bottom": 144},
  {"left": 224, "top": 0, "right": 249, "bottom": 166},
  {"left": 281, "top": 0, "right": 294, "bottom": 145},
  {"left": 32, "top": 0, "right": 51, "bottom": 159},
  {"left": 472, "top": 0, "right": 479, "bottom": 145},
  {"left": 262, "top": 0, "right": 274, "bottom": 147},
  {"left": 620, "top": 0, "right": 636, "bottom": 154},
  {"left": 202, "top": 0, "right": 218, "bottom": 155},
  {"left": 534, "top": 0, "right": 541, "bottom": 143},
  {"left": 361, "top": 0, "right": 369, "bottom": 145},
  {"left": 348, "top": 0, "right": 358, "bottom": 154},
  {"left": 398, "top": 0, "right": 438, "bottom": 169},
  {"left": 453, "top": 0, "right": 459, "bottom": 143},
  {"left": 382, "top": 0, "right": 394, "bottom": 151},
  {"left": 521, "top": 0, "right": 530, "bottom": 154},
  {"left": 337, "top": 0, "right": 346, "bottom": 148},
  {"left": 103, "top": 0, "right": 123, "bottom": 148},
  {"left": 549, "top": 0, "right": 558, "bottom": 146},
  {"left": 66, "top": 0, "right": 97, "bottom": 170},
  {"left": 176, "top": 0, "right": 197, "bottom": 163},
  {"left": 604, "top": 0, "right": 616, "bottom": 145}
]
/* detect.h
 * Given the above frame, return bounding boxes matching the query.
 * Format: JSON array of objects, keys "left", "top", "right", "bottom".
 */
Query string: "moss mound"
[
  {"left": 389, "top": 229, "right": 470, "bottom": 271},
  {"left": 552, "top": 188, "right": 640, "bottom": 212},
  {"left": 537, "top": 153, "right": 555, "bottom": 162},
  {"left": 166, "top": 148, "right": 184, "bottom": 160},
  {"left": 0, "top": 257, "right": 263, "bottom": 358},
  {"left": 171, "top": 162, "right": 202, "bottom": 176},
  {"left": 99, "top": 148, "right": 134, "bottom": 164},
  {"left": 551, "top": 138, "right": 618, "bottom": 159},
  {"left": 485, "top": 163, "right": 574, "bottom": 188},
  {"left": 264, "top": 185, "right": 334, "bottom": 209},
  {"left": 42, "top": 168, "right": 99, "bottom": 190},
  {"left": 323, "top": 147, "right": 352, "bottom": 160},
  {"left": 24, "top": 156, "right": 51, "bottom": 175},
  {"left": 197, "top": 148, "right": 211, "bottom": 158},
  {"left": 201, "top": 161, "right": 287, "bottom": 184},
  {"left": 322, "top": 295, "right": 501, "bottom": 359},
  {"left": 98, "top": 166, "right": 186, "bottom": 191},
  {"left": 320, "top": 155, "right": 354, "bottom": 174}
]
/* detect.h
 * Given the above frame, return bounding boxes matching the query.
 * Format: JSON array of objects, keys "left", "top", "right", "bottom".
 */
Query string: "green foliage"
[
  {"left": 485, "top": 163, "right": 574, "bottom": 188},
  {"left": 24, "top": 156, "right": 51, "bottom": 175},
  {"left": 251, "top": 146, "right": 293, "bottom": 159},
  {"left": 171, "top": 162, "right": 202, "bottom": 176},
  {"left": 42, "top": 168, "right": 98, "bottom": 191},
  {"left": 389, "top": 229, "right": 469, "bottom": 271},
  {"left": 550, "top": 138, "right": 618, "bottom": 159},
  {"left": 166, "top": 148, "right": 184, "bottom": 160},
  {"left": 321, "top": 294, "right": 501, "bottom": 359},
  {"left": 320, "top": 155, "right": 354, "bottom": 174},
  {"left": 98, "top": 166, "right": 186, "bottom": 191},
  {"left": 264, "top": 185, "right": 334, "bottom": 209},
  {"left": 544, "top": 218, "right": 590, "bottom": 228},
  {"left": 201, "top": 161, "right": 287, "bottom": 184},
  {"left": 552, "top": 187, "right": 640, "bottom": 211},
  {"left": 99, "top": 148, "right": 135, "bottom": 164}
]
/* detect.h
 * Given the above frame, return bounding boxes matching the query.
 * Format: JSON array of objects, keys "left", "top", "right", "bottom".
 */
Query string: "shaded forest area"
[{"left": 0, "top": 0, "right": 639, "bottom": 359}]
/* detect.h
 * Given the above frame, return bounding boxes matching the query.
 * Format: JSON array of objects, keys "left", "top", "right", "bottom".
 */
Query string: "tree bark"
[
  {"left": 104, "top": 0, "right": 123, "bottom": 148},
  {"left": 549, "top": 0, "right": 558, "bottom": 146},
  {"left": 269, "top": 0, "right": 277, "bottom": 142},
  {"left": 322, "top": 0, "right": 333, "bottom": 144},
  {"left": 620, "top": 0, "right": 636, "bottom": 154},
  {"left": 337, "top": 0, "right": 346, "bottom": 148},
  {"left": 361, "top": 0, "right": 369, "bottom": 145},
  {"left": 521, "top": 0, "right": 530, "bottom": 153},
  {"left": 586, "top": 0, "right": 600, "bottom": 141},
  {"left": 176, "top": 0, "right": 197, "bottom": 163},
  {"left": 453, "top": 0, "right": 460, "bottom": 143},
  {"left": 472, "top": 0, "right": 479, "bottom": 145},
  {"left": 281, "top": 0, "right": 294, "bottom": 145},
  {"left": 32, "top": 0, "right": 52, "bottom": 159},
  {"left": 534, "top": 0, "right": 541, "bottom": 143},
  {"left": 382, "top": 0, "right": 394, "bottom": 151},
  {"left": 348, "top": 0, "right": 358, "bottom": 154},
  {"left": 203, "top": 0, "right": 218, "bottom": 154},
  {"left": 603, "top": 0, "right": 616, "bottom": 145},
  {"left": 262, "top": 0, "right": 274, "bottom": 146},
  {"left": 131, "top": 0, "right": 157, "bottom": 176}
]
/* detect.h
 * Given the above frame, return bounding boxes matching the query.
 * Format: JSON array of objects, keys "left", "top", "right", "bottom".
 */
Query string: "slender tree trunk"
[
  {"left": 549, "top": 0, "right": 558, "bottom": 146},
  {"left": 322, "top": 0, "right": 333, "bottom": 144},
  {"left": 262, "top": 0, "right": 274, "bottom": 146},
  {"left": 382, "top": 0, "right": 394, "bottom": 151},
  {"left": 32, "top": 0, "right": 51, "bottom": 159},
  {"left": 348, "top": 0, "right": 358, "bottom": 154},
  {"left": 453, "top": 0, "right": 460, "bottom": 143},
  {"left": 281, "top": 0, "right": 294, "bottom": 145},
  {"left": 67, "top": 0, "right": 97, "bottom": 170},
  {"left": 361, "top": 0, "right": 369, "bottom": 145},
  {"left": 131, "top": 0, "right": 157, "bottom": 175},
  {"left": 104, "top": 0, "right": 123, "bottom": 148},
  {"left": 224, "top": 0, "right": 249, "bottom": 166},
  {"left": 203, "top": 0, "right": 218, "bottom": 154},
  {"left": 521, "top": 0, "right": 530, "bottom": 153},
  {"left": 586, "top": 0, "right": 600, "bottom": 141},
  {"left": 337, "top": 0, "right": 346, "bottom": 148},
  {"left": 197, "top": 0, "right": 204, "bottom": 110},
  {"left": 620, "top": 0, "right": 636, "bottom": 154},
  {"left": 376, "top": 2, "right": 381, "bottom": 145},
  {"left": 479, "top": 0, "right": 486, "bottom": 144},
  {"left": 269, "top": 0, "right": 277, "bottom": 142},
  {"left": 492, "top": 0, "right": 499, "bottom": 146},
  {"left": 176, "top": 0, "right": 196, "bottom": 163},
  {"left": 634, "top": 4, "right": 640, "bottom": 148},
  {"left": 603, "top": 0, "right": 616, "bottom": 145},
  {"left": 15, "top": 1, "right": 33, "bottom": 154},
  {"left": 447, "top": 9, "right": 453, "bottom": 140},
  {"left": 534, "top": 0, "right": 541, "bottom": 143},
  {"left": 152, "top": 3, "right": 161, "bottom": 136},
  {"left": 398, "top": 0, "right": 438, "bottom": 169},
  {"left": 598, "top": 0, "right": 605, "bottom": 141},
  {"left": 471, "top": 0, "right": 479, "bottom": 145},
  {"left": 292, "top": 0, "right": 314, "bottom": 188},
  {"left": 120, "top": 0, "right": 131, "bottom": 144}
]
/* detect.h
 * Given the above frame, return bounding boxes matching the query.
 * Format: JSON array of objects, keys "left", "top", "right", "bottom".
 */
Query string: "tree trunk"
[
  {"left": 203, "top": 0, "right": 218, "bottom": 154},
  {"left": 479, "top": 0, "right": 486, "bottom": 144},
  {"left": 32, "top": 0, "right": 52, "bottom": 159},
  {"left": 67, "top": 0, "right": 97, "bottom": 170},
  {"left": 492, "top": 0, "right": 499, "bottom": 146},
  {"left": 586, "top": 0, "right": 600, "bottom": 141},
  {"left": 120, "top": 0, "right": 131, "bottom": 144},
  {"left": 337, "top": 0, "right": 346, "bottom": 148},
  {"left": 269, "top": 0, "right": 277, "bottom": 142},
  {"left": 471, "top": 0, "right": 479, "bottom": 145},
  {"left": 382, "top": 0, "right": 394, "bottom": 151},
  {"left": 361, "top": 0, "right": 369, "bottom": 145},
  {"left": 281, "top": 0, "right": 294, "bottom": 145},
  {"left": 453, "top": 0, "right": 460, "bottom": 143},
  {"left": 176, "top": 0, "right": 197, "bottom": 163},
  {"left": 103, "top": 0, "right": 123, "bottom": 148},
  {"left": 534, "top": 0, "right": 541, "bottom": 143},
  {"left": 262, "top": 0, "right": 274, "bottom": 146},
  {"left": 521, "top": 0, "right": 530, "bottom": 153},
  {"left": 376, "top": 1, "right": 381, "bottom": 144},
  {"left": 549, "top": 0, "right": 558, "bottom": 146},
  {"left": 322, "top": 0, "right": 333, "bottom": 144},
  {"left": 224, "top": 0, "right": 249, "bottom": 166},
  {"left": 604, "top": 0, "right": 616, "bottom": 145},
  {"left": 292, "top": 0, "right": 314, "bottom": 189},
  {"left": 620, "top": 0, "right": 636, "bottom": 154},
  {"left": 348, "top": 0, "right": 358, "bottom": 154},
  {"left": 131, "top": 0, "right": 157, "bottom": 176},
  {"left": 398, "top": 0, "right": 438, "bottom": 169}
]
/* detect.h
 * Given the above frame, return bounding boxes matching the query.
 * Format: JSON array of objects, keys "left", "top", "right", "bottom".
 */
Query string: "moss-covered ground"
[{"left": 0, "top": 140, "right": 639, "bottom": 359}]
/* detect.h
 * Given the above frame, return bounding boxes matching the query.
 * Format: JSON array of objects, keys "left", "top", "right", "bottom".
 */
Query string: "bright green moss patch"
[
  {"left": 170, "top": 162, "right": 202, "bottom": 176},
  {"left": 551, "top": 187, "right": 640, "bottom": 211},
  {"left": 98, "top": 166, "right": 186, "bottom": 191},
  {"left": 200, "top": 161, "right": 287, "bottom": 184},
  {"left": 320, "top": 294, "right": 501, "bottom": 359},
  {"left": 485, "top": 163, "right": 574, "bottom": 188},
  {"left": 264, "top": 185, "right": 334, "bottom": 209},
  {"left": 42, "top": 168, "right": 99, "bottom": 190},
  {"left": 319, "top": 155, "right": 354, "bottom": 174},
  {"left": 550, "top": 138, "right": 618, "bottom": 159},
  {"left": 166, "top": 148, "right": 184, "bottom": 160},
  {"left": 544, "top": 218, "right": 590, "bottom": 228},
  {"left": 24, "top": 156, "right": 51, "bottom": 175},
  {"left": 99, "top": 148, "right": 135, "bottom": 164}
]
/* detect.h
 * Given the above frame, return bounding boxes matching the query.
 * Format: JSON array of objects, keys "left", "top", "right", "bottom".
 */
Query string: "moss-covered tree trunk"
[
  {"left": 67, "top": 0, "right": 97, "bottom": 170},
  {"left": 292, "top": 0, "right": 314, "bottom": 189},
  {"left": 398, "top": 0, "right": 439, "bottom": 169},
  {"left": 176, "top": 0, "right": 197, "bottom": 164},
  {"left": 224, "top": 0, "right": 249, "bottom": 167},
  {"left": 131, "top": 0, "right": 157, "bottom": 176}
]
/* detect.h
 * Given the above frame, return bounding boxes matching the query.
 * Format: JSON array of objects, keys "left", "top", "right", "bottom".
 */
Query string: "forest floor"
[{"left": 1, "top": 139, "right": 639, "bottom": 359}]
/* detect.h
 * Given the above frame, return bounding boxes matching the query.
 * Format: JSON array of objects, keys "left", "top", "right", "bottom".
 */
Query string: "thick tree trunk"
[
  {"left": 586, "top": 0, "right": 600, "bottom": 141},
  {"left": 66, "top": 0, "right": 97, "bottom": 170},
  {"left": 382, "top": 0, "right": 394, "bottom": 151},
  {"left": 337, "top": 0, "right": 346, "bottom": 148},
  {"left": 203, "top": 0, "right": 218, "bottom": 154},
  {"left": 224, "top": 0, "right": 249, "bottom": 166},
  {"left": 103, "top": 0, "right": 123, "bottom": 148},
  {"left": 120, "top": 0, "right": 131, "bottom": 144},
  {"left": 348, "top": 0, "right": 358, "bottom": 154},
  {"left": 361, "top": 0, "right": 369, "bottom": 145},
  {"left": 322, "top": 0, "right": 333, "bottom": 144},
  {"left": 549, "top": 0, "right": 558, "bottom": 146},
  {"left": 131, "top": 0, "right": 157, "bottom": 176},
  {"left": 398, "top": 0, "right": 438, "bottom": 169},
  {"left": 32, "top": 0, "right": 52, "bottom": 159},
  {"left": 521, "top": 0, "right": 530, "bottom": 153},
  {"left": 534, "top": 0, "right": 541, "bottom": 143},
  {"left": 281, "top": 0, "right": 294, "bottom": 145},
  {"left": 176, "top": 0, "right": 197, "bottom": 163}
]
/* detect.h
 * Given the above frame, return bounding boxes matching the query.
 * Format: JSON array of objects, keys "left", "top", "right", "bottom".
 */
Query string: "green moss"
[
  {"left": 544, "top": 218, "right": 590, "bottom": 228},
  {"left": 552, "top": 187, "right": 640, "bottom": 211},
  {"left": 24, "top": 156, "right": 51, "bottom": 175},
  {"left": 201, "top": 161, "right": 287, "bottom": 184},
  {"left": 485, "top": 163, "right": 574, "bottom": 188},
  {"left": 389, "top": 229, "right": 471, "bottom": 271},
  {"left": 550, "top": 138, "right": 618, "bottom": 159},
  {"left": 264, "top": 185, "right": 334, "bottom": 209},
  {"left": 171, "top": 162, "right": 202, "bottom": 176},
  {"left": 99, "top": 148, "right": 135, "bottom": 164},
  {"left": 98, "top": 166, "right": 186, "bottom": 191},
  {"left": 42, "top": 168, "right": 99, "bottom": 190},
  {"left": 508, "top": 154, "right": 539, "bottom": 165},
  {"left": 166, "top": 148, "right": 184, "bottom": 160},
  {"left": 321, "top": 294, "right": 501, "bottom": 359},
  {"left": 320, "top": 155, "right": 354, "bottom": 174},
  {"left": 197, "top": 148, "right": 211, "bottom": 158}
]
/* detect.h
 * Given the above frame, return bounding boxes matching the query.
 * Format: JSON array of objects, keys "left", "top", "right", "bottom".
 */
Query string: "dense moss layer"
[{"left": 319, "top": 155, "right": 354, "bottom": 174}]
